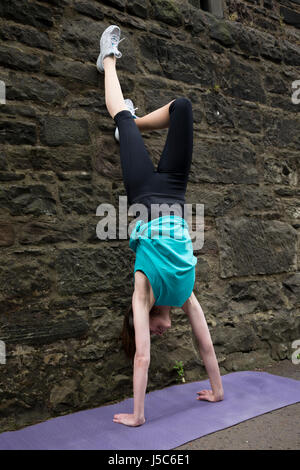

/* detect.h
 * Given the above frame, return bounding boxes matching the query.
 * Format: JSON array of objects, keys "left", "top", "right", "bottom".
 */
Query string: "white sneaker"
[
  {"left": 115, "top": 99, "right": 140, "bottom": 143},
  {"left": 96, "top": 25, "right": 126, "bottom": 73},
  {"left": 124, "top": 98, "right": 139, "bottom": 119}
]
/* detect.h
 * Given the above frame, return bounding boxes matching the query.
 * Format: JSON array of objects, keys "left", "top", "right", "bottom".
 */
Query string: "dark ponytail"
[
  {"left": 120, "top": 302, "right": 159, "bottom": 361},
  {"left": 120, "top": 303, "right": 136, "bottom": 361}
]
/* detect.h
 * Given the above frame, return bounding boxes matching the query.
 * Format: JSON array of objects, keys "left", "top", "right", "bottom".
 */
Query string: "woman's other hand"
[
  {"left": 113, "top": 413, "right": 146, "bottom": 426},
  {"left": 196, "top": 389, "right": 224, "bottom": 402}
]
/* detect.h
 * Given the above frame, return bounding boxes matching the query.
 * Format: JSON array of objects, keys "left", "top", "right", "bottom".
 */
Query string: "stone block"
[
  {"left": 216, "top": 217, "right": 297, "bottom": 277},
  {"left": 40, "top": 117, "right": 90, "bottom": 146}
]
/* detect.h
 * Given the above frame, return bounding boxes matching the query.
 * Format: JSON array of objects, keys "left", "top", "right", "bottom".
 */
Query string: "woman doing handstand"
[{"left": 97, "top": 25, "right": 224, "bottom": 427}]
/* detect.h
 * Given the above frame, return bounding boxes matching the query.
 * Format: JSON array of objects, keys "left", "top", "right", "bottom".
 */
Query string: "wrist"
[
  {"left": 215, "top": 390, "right": 224, "bottom": 400},
  {"left": 213, "top": 388, "right": 224, "bottom": 400},
  {"left": 134, "top": 414, "right": 145, "bottom": 425}
]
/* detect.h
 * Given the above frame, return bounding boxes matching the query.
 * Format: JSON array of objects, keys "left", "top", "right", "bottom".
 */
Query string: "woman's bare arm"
[
  {"left": 113, "top": 272, "right": 153, "bottom": 426},
  {"left": 132, "top": 289, "right": 151, "bottom": 421},
  {"left": 182, "top": 292, "right": 224, "bottom": 401}
]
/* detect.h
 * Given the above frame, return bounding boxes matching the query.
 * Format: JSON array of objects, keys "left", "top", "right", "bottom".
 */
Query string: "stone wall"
[{"left": 0, "top": 0, "right": 300, "bottom": 431}]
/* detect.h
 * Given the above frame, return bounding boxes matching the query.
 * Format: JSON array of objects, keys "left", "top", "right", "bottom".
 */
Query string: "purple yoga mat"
[{"left": 0, "top": 371, "right": 299, "bottom": 450}]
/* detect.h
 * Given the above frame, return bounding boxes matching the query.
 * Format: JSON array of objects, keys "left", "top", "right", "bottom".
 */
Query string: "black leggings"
[{"left": 113, "top": 97, "right": 193, "bottom": 220}]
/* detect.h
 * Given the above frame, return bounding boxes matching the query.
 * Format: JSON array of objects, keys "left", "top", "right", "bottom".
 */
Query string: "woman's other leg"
[
  {"left": 134, "top": 100, "right": 176, "bottom": 132},
  {"left": 156, "top": 97, "right": 193, "bottom": 177},
  {"left": 103, "top": 55, "right": 127, "bottom": 118},
  {"left": 103, "top": 55, "right": 155, "bottom": 204}
]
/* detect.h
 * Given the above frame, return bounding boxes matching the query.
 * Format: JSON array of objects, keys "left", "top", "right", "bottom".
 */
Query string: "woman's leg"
[
  {"left": 103, "top": 55, "right": 128, "bottom": 118},
  {"left": 135, "top": 100, "right": 176, "bottom": 132},
  {"left": 103, "top": 56, "right": 155, "bottom": 205},
  {"left": 157, "top": 97, "right": 193, "bottom": 177}
]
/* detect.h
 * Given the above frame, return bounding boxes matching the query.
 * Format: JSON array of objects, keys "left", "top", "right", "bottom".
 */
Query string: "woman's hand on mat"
[
  {"left": 113, "top": 413, "right": 146, "bottom": 426},
  {"left": 196, "top": 389, "right": 224, "bottom": 402}
]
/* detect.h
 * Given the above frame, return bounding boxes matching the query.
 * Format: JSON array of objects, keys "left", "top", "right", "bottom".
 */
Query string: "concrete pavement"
[{"left": 174, "top": 360, "right": 300, "bottom": 450}]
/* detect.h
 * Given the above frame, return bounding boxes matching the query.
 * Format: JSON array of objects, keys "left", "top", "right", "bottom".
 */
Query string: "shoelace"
[
  {"left": 125, "top": 102, "right": 138, "bottom": 116},
  {"left": 130, "top": 106, "right": 138, "bottom": 118},
  {"left": 111, "top": 34, "right": 126, "bottom": 48}
]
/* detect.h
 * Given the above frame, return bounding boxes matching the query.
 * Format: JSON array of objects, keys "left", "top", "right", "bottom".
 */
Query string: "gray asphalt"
[{"left": 174, "top": 360, "right": 300, "bottom": 450}]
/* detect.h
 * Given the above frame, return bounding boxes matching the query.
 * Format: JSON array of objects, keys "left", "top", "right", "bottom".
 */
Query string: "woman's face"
[{"left": 149, "top": 306, "right": 172, "bottom": 336}]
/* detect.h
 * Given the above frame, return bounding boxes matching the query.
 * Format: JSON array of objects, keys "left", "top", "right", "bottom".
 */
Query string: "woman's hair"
[
  {"left": 120, "top": 302, "right": 159, "bottom": 362},
  {"left": 120, "top": 303, "right": 135, "bottom": 362}
]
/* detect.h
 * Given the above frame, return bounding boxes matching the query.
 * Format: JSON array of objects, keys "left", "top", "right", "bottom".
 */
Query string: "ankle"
[{"left": 103, "top": 55, "right": 116, "bottom": 68}]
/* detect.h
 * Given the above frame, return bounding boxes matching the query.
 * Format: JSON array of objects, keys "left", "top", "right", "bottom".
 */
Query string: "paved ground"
[{"left": 174, "top": 360, "right": 300, "bottom": 450}]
